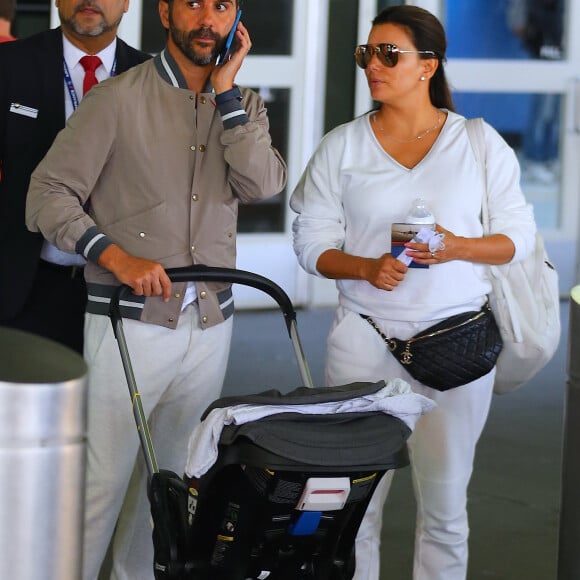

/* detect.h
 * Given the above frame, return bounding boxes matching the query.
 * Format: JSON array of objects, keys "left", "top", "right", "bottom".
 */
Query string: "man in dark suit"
[{"left": 0, "top": 0, "right": 150, "bottom": 353}]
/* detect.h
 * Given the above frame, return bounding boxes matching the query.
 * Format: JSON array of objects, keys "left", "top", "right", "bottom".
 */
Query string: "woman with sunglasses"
[{"left": 291, "top": 5, "right": 536, "bottom": 580}]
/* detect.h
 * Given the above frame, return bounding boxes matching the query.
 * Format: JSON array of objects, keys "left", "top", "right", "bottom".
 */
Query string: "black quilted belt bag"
[{"left": 360, "top": 304, "right": 503, "bottom": 391}]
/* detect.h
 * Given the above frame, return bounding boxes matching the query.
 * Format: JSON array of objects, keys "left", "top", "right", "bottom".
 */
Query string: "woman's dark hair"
[{"left": 373, "top": 5, "right": 455, "bottom": 112}]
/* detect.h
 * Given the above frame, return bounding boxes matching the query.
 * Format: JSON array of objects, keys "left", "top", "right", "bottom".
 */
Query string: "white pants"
[
  {"left": 82, "top": 305, "right": 233, "bottom": 580},
  {"left": 326, "top": 307, "right": 494, "bottom": 580}
]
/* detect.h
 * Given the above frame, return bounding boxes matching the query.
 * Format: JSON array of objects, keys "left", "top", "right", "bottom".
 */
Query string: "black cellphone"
[{"left": 216, "top": 9, "right": 242, "bottom": 65}]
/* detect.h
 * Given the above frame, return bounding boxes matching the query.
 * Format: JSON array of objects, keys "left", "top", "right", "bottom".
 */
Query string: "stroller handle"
[
  {"left": 108, "top": 265, "right": 313, "bottom": 477},
  {"left": 109, "top": 265, "right": 297, "bottom": 337}
]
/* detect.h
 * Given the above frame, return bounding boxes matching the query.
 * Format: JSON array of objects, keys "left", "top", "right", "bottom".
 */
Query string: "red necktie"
[{"left": 80, "top": 55, "right": 102, "bottom": 95}]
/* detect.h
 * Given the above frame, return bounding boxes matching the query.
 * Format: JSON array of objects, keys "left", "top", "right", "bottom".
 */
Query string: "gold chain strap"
[{"left": 361, "top": 315, "right": 397, "bottom": 352}]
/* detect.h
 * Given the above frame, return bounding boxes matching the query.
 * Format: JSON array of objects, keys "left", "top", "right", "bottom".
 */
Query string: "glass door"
[{"left": 355, "top": 0, "right": 580, "bottom": 295}]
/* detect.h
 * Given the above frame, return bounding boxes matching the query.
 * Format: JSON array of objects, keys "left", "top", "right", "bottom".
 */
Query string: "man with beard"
[
  {"left": 26, "top": 0, "right": 287, "bottom": 578},
  {"left": 0, "top": 0, "right": 150, "bottom": 353}
]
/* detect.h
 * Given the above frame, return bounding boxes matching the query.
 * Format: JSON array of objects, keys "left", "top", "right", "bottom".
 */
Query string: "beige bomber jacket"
[{"left": 26, "top": 50, "right": 287, "bottom": 329}]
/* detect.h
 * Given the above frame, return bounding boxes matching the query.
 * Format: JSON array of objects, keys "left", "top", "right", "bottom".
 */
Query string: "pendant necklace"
[{"left": 373, "top": 110, "right": 443, "bottom": 144}]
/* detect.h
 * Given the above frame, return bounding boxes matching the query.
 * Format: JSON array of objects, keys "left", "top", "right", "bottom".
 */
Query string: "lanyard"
[{"left": 63, "top": 58, "right": 117, "bottom": 111}]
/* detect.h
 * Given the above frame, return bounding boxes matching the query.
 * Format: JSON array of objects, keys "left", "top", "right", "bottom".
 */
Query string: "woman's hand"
[
  {"left": 405, "top": 223, "right": 516, "bottom": 266},
  {"left": 316, "top": 249, "right": 407, "bottom": 291},
  {"left": 363, "top": 253, "right": 408, "bottom": 291},
  {"left": 404, "top": 224, "right": 455, "bottom": 265}
]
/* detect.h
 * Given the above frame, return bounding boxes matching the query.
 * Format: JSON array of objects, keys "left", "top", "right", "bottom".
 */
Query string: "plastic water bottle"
[
  {"left": 396, "top": 198, "right": 437, "bottom": 267},
  {"left": 406, "top": 197, "right": 435, "bottom": 225}
]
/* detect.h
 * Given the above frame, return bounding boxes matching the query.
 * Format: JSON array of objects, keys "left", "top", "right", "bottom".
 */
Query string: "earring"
[{"left": 420, "top": 75, "right": 426, "bottom": 81}]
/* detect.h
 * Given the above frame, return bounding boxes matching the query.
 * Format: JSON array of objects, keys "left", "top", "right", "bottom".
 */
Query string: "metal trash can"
[
  {"left": 0, "top": 327, "right": 88, "bottom": 580},
  {"left": 558, "top": 287, "right": 580, "bottom": 579}
]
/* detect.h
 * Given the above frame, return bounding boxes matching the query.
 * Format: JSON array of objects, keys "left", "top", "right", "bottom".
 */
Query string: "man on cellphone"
[{"left": 26, "top": 0, "right": 286, "bottom": 577}]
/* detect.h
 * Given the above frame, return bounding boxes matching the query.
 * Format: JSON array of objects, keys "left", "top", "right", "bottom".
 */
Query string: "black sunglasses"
[{"left": 354, "top": 43, "right": 437, "bottom": 69}]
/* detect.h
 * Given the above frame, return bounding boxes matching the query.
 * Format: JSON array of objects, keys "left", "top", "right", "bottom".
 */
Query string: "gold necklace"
[{"left": 373, "top": 111, "right": 443, "bottom": 144}]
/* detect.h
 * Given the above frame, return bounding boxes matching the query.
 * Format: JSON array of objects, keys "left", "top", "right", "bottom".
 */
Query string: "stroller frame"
[
  {"left": 108, "top": 266, "right": 411, "bottom": 579},
  {"left": 109, "top": 265, "right": 314, "bottom": 478}
]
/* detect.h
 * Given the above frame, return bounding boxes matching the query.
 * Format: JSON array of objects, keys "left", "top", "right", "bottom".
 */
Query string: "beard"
[
  {"left": 61, "top": 0, "right": 121, "bottom": 37},
  {"left": 168, "top": 13, "right": 224, "bottom": 65}
]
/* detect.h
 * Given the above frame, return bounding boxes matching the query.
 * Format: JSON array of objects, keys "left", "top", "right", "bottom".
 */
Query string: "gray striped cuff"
[
  {"left": 76, "top": 226, "right": 114, "bottom": 263},
  {"left": 215, "top": 87, "right": 248, "bottom": 129}
]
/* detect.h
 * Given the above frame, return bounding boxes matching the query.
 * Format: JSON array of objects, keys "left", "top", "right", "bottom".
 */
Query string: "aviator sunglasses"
[{"left": 354, "top": 43, "right": 437, "bottom": 69}]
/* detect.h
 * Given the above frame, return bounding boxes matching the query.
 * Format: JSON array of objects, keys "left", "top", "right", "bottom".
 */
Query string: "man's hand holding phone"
[{"left": 211, "top": 11, "right": 251, "bottom": 94}]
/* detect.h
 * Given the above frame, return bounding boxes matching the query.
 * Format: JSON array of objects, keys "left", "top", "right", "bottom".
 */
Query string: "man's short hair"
[{"left": 0, "top": 0, "right": 15, "bottom": 22}]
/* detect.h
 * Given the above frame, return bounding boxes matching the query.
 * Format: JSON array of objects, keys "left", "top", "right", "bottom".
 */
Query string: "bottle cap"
[{"left": 406, "top": 198, "right": 434, "bottom": 224}]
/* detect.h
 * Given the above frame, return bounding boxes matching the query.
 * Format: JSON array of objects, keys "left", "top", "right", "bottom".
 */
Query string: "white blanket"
[{"left": 184, "top": 379, "right": 435, "bottom": 478}]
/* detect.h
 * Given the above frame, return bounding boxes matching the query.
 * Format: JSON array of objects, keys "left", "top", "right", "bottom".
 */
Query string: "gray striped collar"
[{"left": 154, "top": 48, "right": 214, "bottom": 93}]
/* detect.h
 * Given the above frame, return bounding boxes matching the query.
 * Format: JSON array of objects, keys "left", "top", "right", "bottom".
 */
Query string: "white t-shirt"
[{"left": 290, "top": 110, "right": 536, "bottom": 322}]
